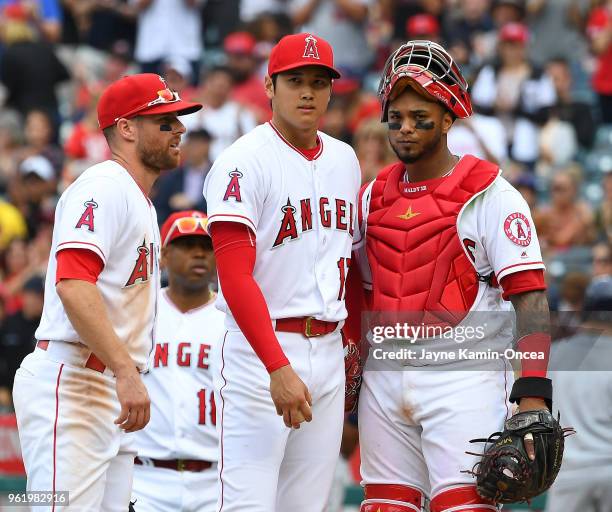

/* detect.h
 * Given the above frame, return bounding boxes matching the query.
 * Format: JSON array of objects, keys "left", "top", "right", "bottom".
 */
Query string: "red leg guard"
[
  {"left": 360, "top": 484, "right": 426, "bottom": 512},
  {"left": 429, "top": 485, "right": 499, "bottom": 512}
]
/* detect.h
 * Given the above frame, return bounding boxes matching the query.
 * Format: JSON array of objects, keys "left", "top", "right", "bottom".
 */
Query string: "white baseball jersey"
[
  {"left": 134, "top": 289, "right": 225, "bottom": 461},
  {"left": 203, "top": 121, "right": 361, "bottom": 325},
  {"left": 35, "top": 160, "right": 160, "bottom": 369},
  {"left": 354, "top": 164, "right": 545, "bottom": 311}
]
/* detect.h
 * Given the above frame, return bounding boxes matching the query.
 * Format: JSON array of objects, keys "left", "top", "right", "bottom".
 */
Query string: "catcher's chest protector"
[{"left": 366, "top": 155, "right": 499, "bottom": 317}]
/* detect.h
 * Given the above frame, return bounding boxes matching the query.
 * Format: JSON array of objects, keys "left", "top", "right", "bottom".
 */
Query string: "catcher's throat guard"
[{"left": 378, "top": 40, "right": 473, "bottom": 121}]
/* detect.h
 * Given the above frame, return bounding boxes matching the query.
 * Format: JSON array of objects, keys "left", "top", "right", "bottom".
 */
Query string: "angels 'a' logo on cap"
[{"left": 303, "top": 34, "right": 320, "bottom": 60}]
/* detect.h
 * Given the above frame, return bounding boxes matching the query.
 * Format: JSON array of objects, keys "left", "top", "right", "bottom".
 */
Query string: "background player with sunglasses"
[
  {"left": 352, "top": 41, "right": 555, "bottom": 511},
  {"left": 132, "top": 211, "right": 223, "bottom": 512},
  {"left": 12, "top": 74, "right": 201, "bottom": 510},
  {"left": 203, "top": 33, "right": 361, "bottom": 511}
]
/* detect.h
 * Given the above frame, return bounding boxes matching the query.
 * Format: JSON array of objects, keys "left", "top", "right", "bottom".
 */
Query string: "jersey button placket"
[{"left": 312, "top": 160, "right": 327, "bottom": 301}]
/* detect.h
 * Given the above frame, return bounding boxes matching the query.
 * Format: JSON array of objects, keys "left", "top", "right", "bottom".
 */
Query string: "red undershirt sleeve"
[
  {"left": 211, "top": 221, "right": 290, "bottom": 373},
  {"left": 56, "top": 248, "right": 104, "bottom": 285},
  {"left": 499, "top": 269, "right": 546, "bottom": 300}
]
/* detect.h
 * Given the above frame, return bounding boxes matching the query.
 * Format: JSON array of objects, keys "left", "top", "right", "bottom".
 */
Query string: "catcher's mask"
[{"left": 378, "top": 40, "right": 472, "bottom": 122}]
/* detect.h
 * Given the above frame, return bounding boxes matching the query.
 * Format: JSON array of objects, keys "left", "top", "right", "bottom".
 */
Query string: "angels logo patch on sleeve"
[
  {"left": 223, "top": 170, "right": 243, "bottom": 202},
  {"left": 504, "top": 212, "right": 531, "bottom": 247},
  {"left": 75, "top": 199, "right": 98, "bottom": 232}
]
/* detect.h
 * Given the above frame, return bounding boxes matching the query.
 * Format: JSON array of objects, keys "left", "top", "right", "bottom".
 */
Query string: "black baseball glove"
[{"left": 466, "top": 409, "right": 575, "bottom": 504}]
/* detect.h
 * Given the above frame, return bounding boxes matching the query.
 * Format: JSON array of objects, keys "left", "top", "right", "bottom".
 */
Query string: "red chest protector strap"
[{"left": 366, "top": 155, "right": 499, "bottom": 315}]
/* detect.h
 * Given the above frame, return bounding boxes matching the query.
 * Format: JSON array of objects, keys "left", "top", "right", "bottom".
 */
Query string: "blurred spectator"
[
  {"left": 592, "top": 241, "right": 612, "bottom": 278},
  {"left": 0, "top": 0, "right": 63, "bottom": 43},
  {"left": 526, "top": 0, "right": 589, "bottom": 66},
  {"left": 0, "top": 275, "right": 44, "bottom": 406},
  {"left": 240, "top": 0, "right": 288, "bottom": 22},
  {"left": 353, "top": 118, "right": 395, "bottom": 183},
  {"left": 133, "top": 0, "right": 204, "bottom": 81},
  {"left": 62, "top": 0, "right": 135, "bottom": 51},
  {"left": 536, "top": 171, "right": 596, "bottom": 253},
  {"left": 445, "top": 0, "right": 495, "bottom": 72},
  {"left": 545, "top": 57, "right": 596, "bottom": 149},
  {"left": 22, "top": 110, "right": 64, "bottom": 174},
  {"left": 586, "top": 0, "right": 612, "bottom": 123},
  {"left": 182, "top": 66, "right": 257, "bottom": 161},
  {"left": 448, "top": 114, "right": 508, "bottom": 165},
  {"left": 559, "top": 271, "right": 591, "bottom": 312},
  {"left": 0, "top": 200, "right": 28, "bottom": 250},
  {"left": 512, "top": 172, "right": 539, "bottom": 212},
  {"left": 405, "top": 13, "right": 440, "bottom": 42},
  {"left": 162, "top": 56, "right": 197, "bottom": 100},
  {"left": 0, "top": 3, "right": 70, "bottom": 122},
  {"left": 224, "top": 31, "right": 272, "bottom": 123},
  {"left": 546, "top": 277, "right": 612, "bottom": 512},
  {"left": 471, "top": 22, "right": 556, "bottom": 165},
  {"left": 289, "top": 0, "right": 374, "bottom": 77},
  {"left": 0, "top": 111, "right": 22, "bottom": 189},
  {"left": 152, "top": 129, "right": 211, "bottom": 222},
  {"left": 62, "top": 91, "right": 112, "bottom": 187},
  {"left": 321, "top": 97, "right": 353, "bottom": 144},
  {"left": 537, "top": 120, "right": 578, "bottom": 178},
  {"left": 595, "top": 171, "right": 612, "bottom": 242},
  {"left": 491, "top": 0, "right": 525, "bottom": 27},
  {"left": 9, "top": 156, "right": 57, "bottom": 236}
]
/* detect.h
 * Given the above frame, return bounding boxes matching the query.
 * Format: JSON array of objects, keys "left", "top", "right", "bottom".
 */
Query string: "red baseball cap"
[
  {"left": 406, "top": 14, "right": 440, "bottom": 37},
  {"left": 224, "top": 31, "right": 257, "bottom": 55},
  {"left": 268, "top": 33, "right": 341, "bottom": 79},
  {"left": 97, "top": 73, "right": 202, "bottom": 130},
  {"left": 499, "top": 22, "right": 529, "bottom": 44},
  {"left": 160, "top": 211, "right": 210, "bottom": 248}
]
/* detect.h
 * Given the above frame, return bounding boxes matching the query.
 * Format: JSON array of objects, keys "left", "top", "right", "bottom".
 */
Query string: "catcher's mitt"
[
  {"left": 466, "top": 409, "right": 575, "bottom": 504},
  {"left": 343, "top": 332, "right": 363, "bottom": 413}
]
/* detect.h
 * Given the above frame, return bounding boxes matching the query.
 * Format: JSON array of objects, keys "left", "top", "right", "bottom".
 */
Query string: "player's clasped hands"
[
  {"left": 270, "top": 365, "right": 312, "bottom": 429},
  {"left": 114, "top": 368, "right": 151, "bottom": 433}
]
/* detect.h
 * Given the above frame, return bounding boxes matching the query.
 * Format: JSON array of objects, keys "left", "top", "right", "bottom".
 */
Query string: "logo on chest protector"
[
  {"left": 504, "top": 212, "right": 531, "bottom": 247},
  {"left": 75, "top": 199, "right": 98, "bottom": 232},
  {"left": 125, "top": 239, "right": 155, "bottom": 287}
]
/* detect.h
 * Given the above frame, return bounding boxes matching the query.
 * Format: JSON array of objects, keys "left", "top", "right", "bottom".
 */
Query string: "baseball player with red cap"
[
  {"left": 132, "top": 211, "right": 223, "bottom": 512},
  {"left": 350, "top": 41, "right": 553, "bottom": 511},
  {"left": 203, "top": 33, "right": 361, "bottom": 511},
  {"left": 13, "top": 74, "right": 201, "bottom": 510}
]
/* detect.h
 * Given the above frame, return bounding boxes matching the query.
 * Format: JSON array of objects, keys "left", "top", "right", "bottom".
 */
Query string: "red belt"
[
  {"left": 134, "top": 456, "right": 213, "bottom": 472},
  {"left": 275, "top": 317, "right": 338, "bottom": 338},
  {"left": 37, "top": 340, "right": 107, "bottom": 373}
]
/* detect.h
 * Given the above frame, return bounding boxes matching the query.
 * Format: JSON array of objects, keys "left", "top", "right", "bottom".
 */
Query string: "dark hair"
[
  {"left": 102, "top": 125, "right": 116, "bottom": 145},
  {"left": 547, "top": 56, "right": 569, "bottom": 68}
]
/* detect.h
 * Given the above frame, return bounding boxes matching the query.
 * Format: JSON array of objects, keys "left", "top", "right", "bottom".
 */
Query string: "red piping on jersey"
[
  {"left": 495, "top": 261, "right": 544, "bottom": 279},
  {"left": 208, "top": 213, "right": 256, "bottom": 231},
  {"left": 218, "top": 332, "right": 228, "bottom": 512},
  {"left": 57, "top": 241, "right": 106, "bottom": 261},
  {"left": 268, "top": 122, "right": 324, "bottom": 161},
  {"left": 52, "top": 364, "right": 64, "bottom": 512}
]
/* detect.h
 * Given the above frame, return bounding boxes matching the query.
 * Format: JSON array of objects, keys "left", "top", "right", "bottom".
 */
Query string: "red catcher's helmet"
[{"left": 378, "top": 40, "right": 472, "bottom": 121}]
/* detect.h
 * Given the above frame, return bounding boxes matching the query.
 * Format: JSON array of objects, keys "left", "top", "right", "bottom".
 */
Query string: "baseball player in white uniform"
[
  {"left": 12, "top": 74, "right": 201, "bottom": 511},
  {"left": 349, "top": 41, "right": 553, "bottom": 512},
  {"left": 132, "top": 210, "right": 224, "bottom": 512},
  {"left": 203, "top": 33, "right": 361, "bottom": 511}
]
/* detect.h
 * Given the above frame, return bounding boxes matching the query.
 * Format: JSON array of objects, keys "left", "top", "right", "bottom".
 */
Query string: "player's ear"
[
  {"left": 160, "top": 246, "right": 168, "bottom": 270},
  {"left": 264, "top": 75, "right": 275, "bottom": 101},
  {"left": 441, "top": 110, "right": 454, "bottom": 135},
  {"left": 115, "top": 118, "right": 137, "bottom": 143}
]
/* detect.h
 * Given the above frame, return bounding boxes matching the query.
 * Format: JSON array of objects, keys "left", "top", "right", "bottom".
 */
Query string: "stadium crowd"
[{"left": 0, "top": 1, "right": 611, "bottom": 506}]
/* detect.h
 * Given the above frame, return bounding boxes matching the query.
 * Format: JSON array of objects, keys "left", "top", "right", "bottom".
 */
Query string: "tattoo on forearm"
[{"left": 510, "top": 291, "right": 550, "bottom": 339}]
